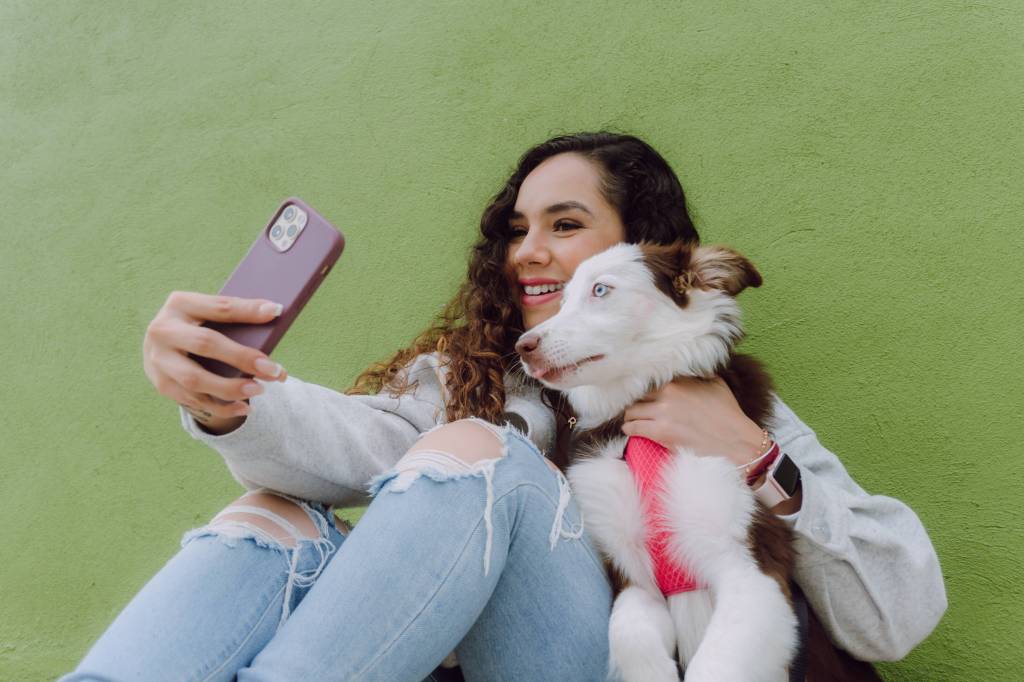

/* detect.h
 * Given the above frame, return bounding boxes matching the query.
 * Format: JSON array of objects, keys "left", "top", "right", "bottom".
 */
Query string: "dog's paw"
[
  {"left": 682, "top": 653, "right": 785, "bottom": 682},
  {"left": 609, "top": 586, "right": 680, "bottom": 682},
  {"left": 681, "top": 655, "right": 732, "bottom": 682},
  {"left": 610, "top": 648, "right": 679, "bottom": 682}
]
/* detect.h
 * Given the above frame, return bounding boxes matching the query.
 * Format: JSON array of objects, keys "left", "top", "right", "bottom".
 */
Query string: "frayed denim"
[{"left": 62, "top": 424, "right": 616, "bottom": 681}]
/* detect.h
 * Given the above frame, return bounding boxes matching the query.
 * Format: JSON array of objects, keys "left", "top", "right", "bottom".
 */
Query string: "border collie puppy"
[{"left": 515, "top": 241, "right": 880, "bottom": 682}]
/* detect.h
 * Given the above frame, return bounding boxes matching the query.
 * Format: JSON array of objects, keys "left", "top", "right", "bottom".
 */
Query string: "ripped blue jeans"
[{"left": 62, "top": 419, "right": 617, "bottom": 681}]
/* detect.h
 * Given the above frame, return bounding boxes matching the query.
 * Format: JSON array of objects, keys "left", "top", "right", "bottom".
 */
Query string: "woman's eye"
[
  {"left": 508, "top": 221, "right": 580, "bottom": 240},
  {"left": 592, "top": 283, "right": 611, "bottom": 297}
]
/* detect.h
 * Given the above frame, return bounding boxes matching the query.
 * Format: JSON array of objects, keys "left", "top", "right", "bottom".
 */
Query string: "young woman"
[{"left": 63, "top": 132, "right": 946, "bottom": 681}]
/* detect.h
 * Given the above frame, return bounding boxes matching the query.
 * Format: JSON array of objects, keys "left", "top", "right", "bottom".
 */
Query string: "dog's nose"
[{"left": 515, "top": 332, "right": 541, "bottom": 358}]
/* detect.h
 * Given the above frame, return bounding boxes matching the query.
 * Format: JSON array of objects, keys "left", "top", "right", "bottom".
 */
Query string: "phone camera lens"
[
  {"left": 272, "top": 225, "right": 283, "bottom": 238},
  {"left": 287, "top": 225, "right": 297, "bottom": 237},
  {"left": 283, "top": 206, "right": 296, "bottom": 221}
]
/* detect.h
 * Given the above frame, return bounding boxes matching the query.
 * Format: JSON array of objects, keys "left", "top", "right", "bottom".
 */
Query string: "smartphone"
[{"left": 188, "top": 197, "right": 345, "bottom": 379}]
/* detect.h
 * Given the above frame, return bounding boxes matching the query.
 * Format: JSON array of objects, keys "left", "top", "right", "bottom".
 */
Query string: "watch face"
[{"left": 772, "top": 454, "right": 801, "bottom": 496}]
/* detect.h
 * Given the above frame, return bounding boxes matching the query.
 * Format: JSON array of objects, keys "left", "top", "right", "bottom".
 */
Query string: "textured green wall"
[{"left": 2, "top": 1, "right": 1020, "bottom": 679}]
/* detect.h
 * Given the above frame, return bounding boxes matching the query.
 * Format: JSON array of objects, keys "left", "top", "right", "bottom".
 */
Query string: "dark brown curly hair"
[{"left": 346, "top": 131, "right": 701, "bottom": 470}]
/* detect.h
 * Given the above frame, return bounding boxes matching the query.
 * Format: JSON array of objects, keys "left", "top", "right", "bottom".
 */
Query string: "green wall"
[{"left": 2, "top": 1, "right": 1021, "bottom": 679}]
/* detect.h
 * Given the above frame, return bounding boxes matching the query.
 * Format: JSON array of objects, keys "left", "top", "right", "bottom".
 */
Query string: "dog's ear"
[
  {"left": 678, "top": 245, "right": 762, "bottom": 296},
  {"left": 639, "top": 241, "right": 691, "bottom": 306}
]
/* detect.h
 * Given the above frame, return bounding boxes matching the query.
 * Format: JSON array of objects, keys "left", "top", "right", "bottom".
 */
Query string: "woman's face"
[{"left": 507, "top": 153, "right": 627, "bottom": 330}]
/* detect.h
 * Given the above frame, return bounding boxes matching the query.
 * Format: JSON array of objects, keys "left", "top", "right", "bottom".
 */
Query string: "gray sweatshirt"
[{"left": 178, "top": 352, "right": 947, "bottom": 662}]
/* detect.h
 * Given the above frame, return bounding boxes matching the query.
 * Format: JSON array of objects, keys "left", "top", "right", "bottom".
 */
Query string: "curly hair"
[{"left": 346, "top": 131, "right": 701, "bottom": 470}]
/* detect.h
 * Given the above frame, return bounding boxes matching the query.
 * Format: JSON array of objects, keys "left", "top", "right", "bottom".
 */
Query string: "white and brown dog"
[{"left": 515, "top": 241, "right": 879, "bottom": 682}]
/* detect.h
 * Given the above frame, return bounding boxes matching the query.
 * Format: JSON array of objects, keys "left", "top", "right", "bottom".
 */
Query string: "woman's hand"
[
  {"left": 621, "top": 376, "right": 766, "bottom": 467},
  {"left": 143, "top": 291, "right": 289, "bottom": 427}
]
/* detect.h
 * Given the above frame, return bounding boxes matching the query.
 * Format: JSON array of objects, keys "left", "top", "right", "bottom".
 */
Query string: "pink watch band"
[{"left": 752, "top": 453, "right": 793, "bottom": 507}]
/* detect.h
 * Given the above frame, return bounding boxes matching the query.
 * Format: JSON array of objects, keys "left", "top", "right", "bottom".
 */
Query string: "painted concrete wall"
[{"left": 2, "top": 1, "right": 1020, "bottom": 679}]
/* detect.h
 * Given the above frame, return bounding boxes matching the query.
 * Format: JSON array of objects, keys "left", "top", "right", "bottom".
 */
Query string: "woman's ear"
[{"left": 679, "top": 244, "right": 762, "bottom": 296}]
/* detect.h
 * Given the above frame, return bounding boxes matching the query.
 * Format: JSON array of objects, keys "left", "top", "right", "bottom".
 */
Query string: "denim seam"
[
  {"left": 353, "top": 505, "right": 491, "bottom": 678},
  {"left": 198, "top": 579, "right": 289, "bottom": 682},
  {"left": 354, "top": 479, "right": 601, "bottom": 678}
]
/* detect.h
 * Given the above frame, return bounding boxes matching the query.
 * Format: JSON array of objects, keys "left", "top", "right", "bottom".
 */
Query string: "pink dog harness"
[{"left": 624, "top": 436, "right": 702, "bottom": 596}]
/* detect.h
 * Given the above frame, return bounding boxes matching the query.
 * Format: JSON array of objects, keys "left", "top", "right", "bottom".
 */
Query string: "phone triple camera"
[{"left": 269, "top": 204, "right": 308, "bottom": 252}]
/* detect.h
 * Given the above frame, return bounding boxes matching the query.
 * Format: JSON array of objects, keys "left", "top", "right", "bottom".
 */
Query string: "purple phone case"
[{"left": 190, "top": 196, "right": 345, "bottom": 379}]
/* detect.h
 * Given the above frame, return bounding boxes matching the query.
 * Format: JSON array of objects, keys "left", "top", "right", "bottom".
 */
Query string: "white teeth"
[{"left": 524, "top": 282, "right": 565, "bottom": 296}]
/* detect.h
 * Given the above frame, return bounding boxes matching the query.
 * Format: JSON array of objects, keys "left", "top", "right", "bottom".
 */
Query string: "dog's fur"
[{"left": 515, "top": 241, "right": 880, "bottom": 681}]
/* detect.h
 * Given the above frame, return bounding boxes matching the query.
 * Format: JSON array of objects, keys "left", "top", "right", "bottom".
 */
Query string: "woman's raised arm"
[
  {"left": 178, "top": 353, "right": 450, "bottom": 509},
  {"left": 768, "top": 393, "right": 948, "bottom": 661}
]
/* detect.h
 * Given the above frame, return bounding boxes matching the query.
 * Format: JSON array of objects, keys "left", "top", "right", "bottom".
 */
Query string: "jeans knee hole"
[{"left": 407, "top": 419, "right": 507, "bottom": 464}]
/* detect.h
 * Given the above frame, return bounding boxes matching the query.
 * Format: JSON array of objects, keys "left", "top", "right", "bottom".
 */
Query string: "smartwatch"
[{"left": 752, "top": 452, "right": 801, "bottom": 508}]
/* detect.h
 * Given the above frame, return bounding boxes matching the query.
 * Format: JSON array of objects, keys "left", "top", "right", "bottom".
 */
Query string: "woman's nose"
[{"left": 514, "top": 229, "right": 550, "bottom": 266}]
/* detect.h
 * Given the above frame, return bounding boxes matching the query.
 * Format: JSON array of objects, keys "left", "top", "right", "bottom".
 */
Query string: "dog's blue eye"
[{"left": 592, "top": 283, "right": 610, "bottom": 297}]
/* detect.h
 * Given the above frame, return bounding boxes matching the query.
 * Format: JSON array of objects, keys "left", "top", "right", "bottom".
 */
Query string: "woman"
[{"left": 63, "top": 132, "right": 946, "bottom": 681}]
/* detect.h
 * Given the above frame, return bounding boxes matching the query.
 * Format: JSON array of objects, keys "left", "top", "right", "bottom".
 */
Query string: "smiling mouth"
[
  {"left": 530, "top": 354, "right": 605, "bottom": 382},
  {"left": 520, "top": 289, "right": 563, "bottom": 307}
]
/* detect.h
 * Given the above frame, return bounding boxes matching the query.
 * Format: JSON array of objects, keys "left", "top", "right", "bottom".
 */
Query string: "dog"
[{"left": 514, "top": 240, "right": 880, "bottom": 681}]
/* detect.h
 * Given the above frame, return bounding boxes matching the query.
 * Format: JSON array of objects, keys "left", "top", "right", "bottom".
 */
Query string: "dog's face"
[{"left": 514, "top": 240, "right": 761, "bottom": 397}]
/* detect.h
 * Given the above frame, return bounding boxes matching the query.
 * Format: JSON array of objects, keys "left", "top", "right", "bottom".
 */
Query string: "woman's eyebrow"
[{"left": 510, "top": 201, "right": 594, "bottom": 220}]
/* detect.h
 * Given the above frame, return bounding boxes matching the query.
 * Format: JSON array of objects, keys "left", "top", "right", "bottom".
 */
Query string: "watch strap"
[{"left": 753, "top": 452, "right": 800, "bottom": 507}]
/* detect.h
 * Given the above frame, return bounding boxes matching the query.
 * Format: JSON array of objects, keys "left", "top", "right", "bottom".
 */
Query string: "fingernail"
[
  {"left": 242, "top": 382, "right": 264, "bottom": 397},
  {"left": 259, "top": 302, "right": 283, "bottom": 317},
  {"left": 254, "top": 358, "right": 283, "bottom": 378}
]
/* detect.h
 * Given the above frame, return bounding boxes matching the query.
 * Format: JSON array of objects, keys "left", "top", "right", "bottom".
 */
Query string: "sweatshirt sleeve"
[
  {"left": 765, "top": 393, "right": 947, "bottom": 661},
  {"left": 178, "top": 353, "right": 449, "bottom": 508}
]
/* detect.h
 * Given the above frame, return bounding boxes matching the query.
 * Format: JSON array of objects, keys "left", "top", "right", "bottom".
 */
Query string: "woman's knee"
[
  {"left": 405, "top": 418, "right": 558, "bottom": 471},
  {"left": 368, "top": 418, "right": 559, "bottom": 500},
  {"left": 406, "top": 418, "right": 506, "bottom": 464},
  {"left": 209, "top": 491, "right": 338, "bottom": 549}
]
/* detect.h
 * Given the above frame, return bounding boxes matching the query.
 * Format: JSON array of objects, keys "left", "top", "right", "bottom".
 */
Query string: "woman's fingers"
[
  {"left": 147, "top": 318, "right": 285, "bottom": 382},
  {"left": 142, "top": 291, "right": 290, "bottom": 416},
  {"left": 621, "top": 418, "right": 666, "bottom": 446},
  {"left": 165, "top": 291, "right": 283, "bottom": 325},
  {"left": 154, "top": 351, "right": 264, "bottom": 406},
  {"left": 163, "top": 291, "right": 286, "bottom": 380}
]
